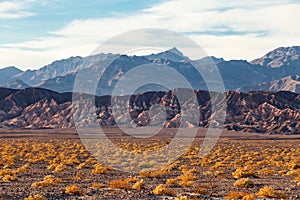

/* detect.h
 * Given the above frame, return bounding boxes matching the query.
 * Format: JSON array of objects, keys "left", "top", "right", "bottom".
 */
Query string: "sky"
[{"left": 0, "top": 0, "right": 299, "bottom": 70}]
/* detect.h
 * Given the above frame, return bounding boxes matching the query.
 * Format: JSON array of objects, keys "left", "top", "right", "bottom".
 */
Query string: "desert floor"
[{"left": 0, "top": 128, "right": 299, "bottom": 199}]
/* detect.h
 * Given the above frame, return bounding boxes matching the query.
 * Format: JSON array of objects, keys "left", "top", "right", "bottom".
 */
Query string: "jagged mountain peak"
[
  {"left": 167, "top": 47, "right": 184, "bottom": 56},
  {"left": 0, "top": 66, "right": 22, "bottom": 72},
  {"left": 146, "top": 47, "right": 189, "bottom": 62},
  {"left": 251, "top": 46, "right": 300, "bottom": 68},
  {"left": 0, "top": 66, "right": 23, "bottom": 85}
]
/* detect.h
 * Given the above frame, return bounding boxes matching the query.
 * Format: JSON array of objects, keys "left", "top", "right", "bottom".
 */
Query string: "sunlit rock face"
[{"left": 1, "top": 87, "right": 300, "bottom": 134}]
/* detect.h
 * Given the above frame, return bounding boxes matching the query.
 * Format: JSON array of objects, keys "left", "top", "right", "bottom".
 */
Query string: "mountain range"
[
  {"left": 0, "top": 87, "right": 300, "bottom": 134},
  {"left": 1, "top": 46, "right": 300, "bottom": 133},
  {"left": 1, "top": 46, "right": 300, "bottom": 94}
]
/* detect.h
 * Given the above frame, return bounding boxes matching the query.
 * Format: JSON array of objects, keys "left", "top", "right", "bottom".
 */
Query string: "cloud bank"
[{"left": 0, "top": 0, "right": 299, "bottom": 69}]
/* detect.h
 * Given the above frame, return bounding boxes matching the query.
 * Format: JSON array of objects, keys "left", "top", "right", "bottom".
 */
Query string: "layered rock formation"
[{"left": 1, "top": 88, "right": 300, "bottom": 134}]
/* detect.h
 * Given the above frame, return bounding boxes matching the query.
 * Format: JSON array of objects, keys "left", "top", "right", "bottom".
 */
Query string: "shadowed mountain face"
[
  {"left": 3, "top": 79, "right": 29, "bottom": 89},
  {"left": 1, "top": 87, "right": 300, "bottom": 134},
  {"left": 238, "top": 75, "right": 300, "bottom": 93},
  {"left": 1, "top": 46, "right": 300, "bottom": 94},
  {"left": 0, "top": 67, "right": 23, "bottom": 85}
]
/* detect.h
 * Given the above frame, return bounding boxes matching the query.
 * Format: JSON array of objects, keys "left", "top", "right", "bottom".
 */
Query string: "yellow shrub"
[
  {"left": 232, "top": 168, "right": 256, "bottom": 179},
  {"left": 31, "top": 175, "right": 61, "bottom": 188},
  {"left": 16, "top": 163, "right": 30, "bottom": 173},
  {"left": 109, "top": 178, "right": 131, "bottom": 189},
  {"left": 179, "top": 180, "right": 193, "bottom": 187},
  {"left": 139, "top": 170, "right": 166, "bottom": 178},
  {"left": 76, "top": 163, "right": 87, "bottom": 169},
  {"left": 132, "top": 179, "right": 144, "bottom": 190},
  {"left": 225, "top": 191, "right": 248, "bottom": 200},
  {"left": 65, "top": 185, "right": 83, "bottom": 195},
  {"left": 179, "top": 173, "right": 198, "bottom": 182},
  {"left": 294, "top": 176, "right": 300, "bottom": 184},
  {"left": 0, "top": 169, "right": 15, "bottom": 177},
  {"left": 2, "top": 174, "right": 17, "bottom": 182},
  {"left": 31, "top": 181, "right": 51, "bottom": 188},
  {"left": 43, "top": 175, "right": 62, "bottom": 184},
  {"left": 233, "top": 178, "right": 254, "bottom": 188},
  {"left": 153, "top": 184, "right": 177, "bottom": 197},
  {"left": 91, "top": 164, "right": 111, "bottom": 175},
  {"left": 258, "top": 168, "right": 275, "bottom": 175},
  {"left": 256, "top": 186, "right": 287, "bottom": 199},
  {"left": 166, "top": 178, "right": 177, "bottom": 185},
  {"left": 286, "top": 169, "right": 300, "bottom": 176},
  {"left": 91, "top": 183, "right": 105, "bottom": 189},
  {"left": 242, "top": 194, "right": 256, "bottom": 200},
  {"left": 24, "top": 194, "right": 47, "bottom": 200},
  {"left": 53, "top": 164, "right": 66, "bottom": 173},
  {"left": 286, "top": 163, "right": 300, "bottom": 170},
  {"left": 47, "top": 164, "right": 56, "bottom": 171}
]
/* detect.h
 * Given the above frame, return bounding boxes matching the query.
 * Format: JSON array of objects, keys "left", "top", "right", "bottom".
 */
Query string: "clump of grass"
[
  {"left": 31, "top": 175, "right": 61, "bottom": 187},
  {"left": 179, "top": 180, "right": 193, "bottom": 187},
  {"left": 242, "top": 194, "right": 256, "bottom": 200},
  {"left": 46, "top": 164, "right": 56, "bottom": 171},
  {"left": 65, "top": 184, "right": 84, "bottom": 195},
  {"left": 153, "top": 184, "right": 177, "bottom": 197},
  {"left": 256, "top": 186, "right": 287, "bottom": 199},
  {"left": 233, "top": 178, "right": 254, "bottom": 188},
  {"left": 91, "top": 164, "right": 111, "bottom": 175},
  {"left": 286, "top": 163, "right": 300, "bottom": 170},
  {"left": 2, "top": 174, "right": 17, "bottom": 182},
  {"left": 232, "top": 168, "right": 257, "bottom": 179},
  {"left": 91, "top": 183, "right": 105, "bottom": 189},
  {"left": 76, "top": 163, "right": 87, "bottom": 169},
  {"left": 0, "top": 169, "right": 15, "bottom": 177},
  {"left": 24, "top": 194, "right": 47, "bottom": 200},
  {"left": 53, "top": 164, "right": 66, "bottom": 173},
  {"left": 175, "top": 195, "right": 188, "bottom": 200},
  {"left": 294, "top": 176, "right": 300, "bottom": 185},
  {"left": 64, "top": 156, "right": 80, "bottom": 166},
  {"left": 166, "top": 178, "right": 177, "bottom": 185},
  {"left": 225, "top": 191, "right": 248, "bottom": 200},
  {"left": 16, "top": 163, "right": 30, "bottom": 173},
  {"left": 179, "top": 172, "right": 198, "bottom": 182},
  {"left": 108, "top": 178, "right": 131, "bottom": 189},
  {"left": 177, "top": 171, "right": 198, "bottom": 187},
  {"left": 286, "top": 169, "right": 300, "bottom": 176},
  {"left": 258, "top": 168, "right": 275, "bottom": 175},
  {"left": 139, "top": 170, "right": 167, "bottom": 178},
  {"left": 132, "top": 179, "right": 144, "bottom": 190}
]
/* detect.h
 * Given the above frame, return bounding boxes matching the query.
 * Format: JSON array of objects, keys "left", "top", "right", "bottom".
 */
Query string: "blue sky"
[
  {"left": 0, "top": 0, "right": 299, "bottom": 69},
  {"left": 0, "top": 0, "right": 162, "bottom": 43}
]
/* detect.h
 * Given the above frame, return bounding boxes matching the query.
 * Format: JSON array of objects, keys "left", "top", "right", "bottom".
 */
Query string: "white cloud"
[
  {"left": 1, "top": 0, "right": 300, "bottom": 69},
  {"left": 0, "top": 1, "right": 34, "bottom": 19}
]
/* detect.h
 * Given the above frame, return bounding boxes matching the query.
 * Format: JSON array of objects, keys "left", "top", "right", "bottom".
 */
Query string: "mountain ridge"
[
  {"left": 238, "top": 75, "right": 300, "bottom": 93},
  {"left": 1, "top": 46, "right": 300, "bottom": 94},
  {"left": 1, "top": 87, "right": 300, "bottom": 134}
]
